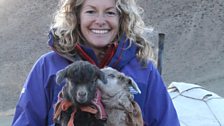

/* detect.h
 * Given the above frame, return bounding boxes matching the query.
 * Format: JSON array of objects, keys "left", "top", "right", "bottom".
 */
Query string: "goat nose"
[{"left": 78, "top": 91, "right": 86, "bottom": 97}]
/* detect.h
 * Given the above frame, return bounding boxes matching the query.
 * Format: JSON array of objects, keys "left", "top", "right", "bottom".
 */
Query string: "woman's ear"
[{"left": 56, "top": 69, "right": 67, "bottom": 84}]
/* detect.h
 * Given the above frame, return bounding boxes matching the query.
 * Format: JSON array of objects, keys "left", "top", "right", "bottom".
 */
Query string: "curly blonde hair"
[{"left": 51, "top": 0, "right": 155, "bottom": 63}]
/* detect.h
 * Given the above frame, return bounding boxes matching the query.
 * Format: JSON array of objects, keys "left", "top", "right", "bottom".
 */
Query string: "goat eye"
[
  {"left": 91, "top": 80, "right": 96, "bottom": 83},
  {"left": 108, "top": 74, "right": 115, "bottom": 78}
]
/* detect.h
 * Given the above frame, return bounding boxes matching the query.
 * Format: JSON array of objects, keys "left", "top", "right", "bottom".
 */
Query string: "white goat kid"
[{"left": 97, "top": 67, "right": 144, "bottom": 126}]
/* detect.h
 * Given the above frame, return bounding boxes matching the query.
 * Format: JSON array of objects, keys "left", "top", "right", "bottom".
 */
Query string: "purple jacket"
[{"left": 12, "top": 34, "right": 180, "bottom": 126}]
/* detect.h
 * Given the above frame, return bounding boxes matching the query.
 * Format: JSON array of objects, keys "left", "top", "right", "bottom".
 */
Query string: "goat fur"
[
  {"left": 97, "top": 67, "right": 144, "bottom": 126},
  {"left": 54, "top": 61, "right": 107, "bottom": 126}
]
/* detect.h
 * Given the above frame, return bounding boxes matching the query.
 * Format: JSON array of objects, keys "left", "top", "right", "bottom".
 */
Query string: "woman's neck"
[
  {"left": 81, "top": 40, "right": 107, "bottom": 62},
  {"left": 92, "top": 47, "right": 107, "bottom": 62}
]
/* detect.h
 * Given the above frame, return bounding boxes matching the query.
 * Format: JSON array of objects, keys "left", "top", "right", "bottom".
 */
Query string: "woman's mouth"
[{"left": 91, "top": 29, "right": 109, "bottom": 34}]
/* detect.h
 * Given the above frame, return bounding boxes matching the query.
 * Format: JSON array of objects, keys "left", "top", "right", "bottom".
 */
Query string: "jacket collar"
[
  {"left": 108, "top": 35, "right": 138, "bottom": 70},
  {"left": 48, "top": 31, "right": 138, "bottom": 70},
  {"left": 74, "top": 43, "right": 118, "bottom": 68}
]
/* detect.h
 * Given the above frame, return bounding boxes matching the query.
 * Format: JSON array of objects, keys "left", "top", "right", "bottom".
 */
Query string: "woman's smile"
[{"left": 91, "top": 29, "right": 110, "bottom": 34}]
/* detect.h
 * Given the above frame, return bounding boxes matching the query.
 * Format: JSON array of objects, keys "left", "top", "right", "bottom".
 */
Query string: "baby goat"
[
  {"left": 54, "top": 61, "right": 107, "bottom": 126},
  {"left": 97, "top": 67, "right": 144, "bottom": 126}
]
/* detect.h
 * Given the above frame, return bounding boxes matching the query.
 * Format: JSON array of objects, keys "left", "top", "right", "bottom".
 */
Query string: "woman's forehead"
[{"left": 82, "top": 0, "right": 117, "bottom": 8}]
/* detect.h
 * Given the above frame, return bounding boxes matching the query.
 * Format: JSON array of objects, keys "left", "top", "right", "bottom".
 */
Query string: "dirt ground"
[{"left": 0, "top": 0, "right": 223, "bottom": 125}]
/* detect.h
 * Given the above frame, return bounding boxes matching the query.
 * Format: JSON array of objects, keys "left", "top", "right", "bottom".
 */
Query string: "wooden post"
[{"left": 157, "top": 33, "right": 165, "bottom": 75}]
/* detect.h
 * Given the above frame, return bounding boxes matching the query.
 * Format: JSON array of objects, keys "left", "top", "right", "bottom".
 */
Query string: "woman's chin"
[{"left": 92, "top": 43, "right": 109, "bottom": 49}]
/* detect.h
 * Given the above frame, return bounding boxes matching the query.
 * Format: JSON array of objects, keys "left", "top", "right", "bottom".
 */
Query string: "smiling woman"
[
  {"left": 79, "top": 0, "right": 119, "bottom": 56},
  {"left": 12, "top": 0, "right": 180, "bottom": 125}
]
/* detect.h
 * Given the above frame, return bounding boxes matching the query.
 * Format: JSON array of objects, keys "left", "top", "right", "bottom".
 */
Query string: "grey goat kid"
[
  {"left": 97, "top": 67, "right": 144, "bottom": 126},
  {"left": 56, "top": 61, "right": 107, "bottom": 105},
  {"left": 54, "top": 61, "right": 107, "bottom": 126}
]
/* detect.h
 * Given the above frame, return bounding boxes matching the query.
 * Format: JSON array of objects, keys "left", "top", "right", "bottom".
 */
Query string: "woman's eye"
[
  {"left": 86, "top": 10, "right": 95, "bottom": 14},
  {"left": 106, "top": 11, "right": 117, "bottom": 16}
]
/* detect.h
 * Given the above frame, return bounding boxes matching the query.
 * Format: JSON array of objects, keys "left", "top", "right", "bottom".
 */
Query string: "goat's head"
[
  {"left": 97, "top": 67, "right": 141, "bottom": 97},
  {"left": 56, "top": 61, "right": 107, "bottom": 105}
]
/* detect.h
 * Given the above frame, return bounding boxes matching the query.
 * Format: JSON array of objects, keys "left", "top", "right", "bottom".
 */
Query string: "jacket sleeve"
[
  {"left": 144, "top": 64, "right": 180, "bottom": 126},
  {"left": 12, "top": 56, "right": 49, "bottom": 126}
]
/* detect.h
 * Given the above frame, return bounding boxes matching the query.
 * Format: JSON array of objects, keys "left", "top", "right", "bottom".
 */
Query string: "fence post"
[{"left": 157, "top": 33, "right": 165, "bottom": 75}]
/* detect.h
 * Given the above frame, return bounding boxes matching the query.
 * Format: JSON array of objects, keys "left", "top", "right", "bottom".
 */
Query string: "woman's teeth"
[{"left": 91, "top": 30, "right": 108, "bottom": 34}]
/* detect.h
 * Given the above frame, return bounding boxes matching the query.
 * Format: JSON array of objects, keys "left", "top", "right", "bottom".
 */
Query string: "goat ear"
[
  {"left": 56, "top": 69, "right": 67, "bottom": 84},
  {"left": 98, "top": 70, "right": 107, "bottom": 84},
  {"left": 128, "top": 77, "right": 141, "bottom": 94}
]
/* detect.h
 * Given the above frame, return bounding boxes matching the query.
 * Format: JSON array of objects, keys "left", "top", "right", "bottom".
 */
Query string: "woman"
[{"left": 12, "top": 0, "right": 180, "bottom": 125}]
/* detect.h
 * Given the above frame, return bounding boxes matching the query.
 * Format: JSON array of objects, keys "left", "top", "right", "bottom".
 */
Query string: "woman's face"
[{"left": 80, "top": 0, "right": 119, "bottom": 49}]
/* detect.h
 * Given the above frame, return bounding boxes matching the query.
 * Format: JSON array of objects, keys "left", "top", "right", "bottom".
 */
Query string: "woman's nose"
[{"left": 95, "top": 14, "right": 106, "bottom": 26}]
